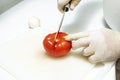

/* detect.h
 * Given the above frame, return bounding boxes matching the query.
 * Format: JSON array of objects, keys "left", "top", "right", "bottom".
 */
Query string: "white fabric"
[{"left": 103, "top": 0, "right": 120, "bottom": 31}]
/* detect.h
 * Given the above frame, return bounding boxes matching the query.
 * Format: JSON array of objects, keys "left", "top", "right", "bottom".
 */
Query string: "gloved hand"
[
  {"left": 65, "top": 28, "right": 120, "bottom": 63},
  {"left": 57, "top": 0, "right": 81, "bottom": 13}
]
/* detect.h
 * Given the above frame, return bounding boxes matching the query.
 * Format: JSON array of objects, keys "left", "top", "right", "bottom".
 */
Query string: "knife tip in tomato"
[{"left": 43, "top": 32, "right": 72, "bottom": 57}]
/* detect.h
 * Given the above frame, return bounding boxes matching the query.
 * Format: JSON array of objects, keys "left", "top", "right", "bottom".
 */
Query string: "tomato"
[{"left": 43, "top": 32, "right": 72, "bottom": 57}]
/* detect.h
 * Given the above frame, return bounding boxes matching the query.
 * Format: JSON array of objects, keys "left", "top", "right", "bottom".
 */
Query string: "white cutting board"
[
  {"left": 0, "top": 28, "right": 115, "bottom": 80},
  {"left": 0, "top": 28, "right": 96, "bottom": 80}
]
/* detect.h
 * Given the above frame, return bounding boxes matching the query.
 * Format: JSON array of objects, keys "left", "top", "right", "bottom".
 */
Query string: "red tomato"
[{"left": 43, "top": 32, "right": 72, "bottom": 57}]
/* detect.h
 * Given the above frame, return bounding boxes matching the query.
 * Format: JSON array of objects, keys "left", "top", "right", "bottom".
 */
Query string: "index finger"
[{"left": 65, "top": 32, "right": 89, "bottom": 41}]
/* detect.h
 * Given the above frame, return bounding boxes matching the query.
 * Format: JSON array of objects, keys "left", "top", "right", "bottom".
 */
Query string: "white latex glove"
[
  {"left": 57, "top": 0, "right": 81, "bottom": 13},
  {"left": 65, "top": 28, "right": 120, "bottom": 63}
]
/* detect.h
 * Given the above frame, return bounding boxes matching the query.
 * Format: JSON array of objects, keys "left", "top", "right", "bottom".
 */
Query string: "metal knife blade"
[
  {"left": 54, "top": 4, "right": 69, "bottom": 42},
  {"left": 116, "top": 58, "right": 120, "bottom": 80}
]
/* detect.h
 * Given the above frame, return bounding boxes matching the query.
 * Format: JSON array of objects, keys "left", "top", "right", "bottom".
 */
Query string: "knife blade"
[
  {"left": 54, "top": 4, "right": 69, "bottom": 42},
  {"left": 116, "top": 58, "right": 120, "bottom": 80}
]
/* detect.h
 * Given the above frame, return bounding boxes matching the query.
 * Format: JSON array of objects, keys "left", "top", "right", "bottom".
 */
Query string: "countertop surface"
[{"left": 0, "top": 0, "right": 116, "bottom": 80}]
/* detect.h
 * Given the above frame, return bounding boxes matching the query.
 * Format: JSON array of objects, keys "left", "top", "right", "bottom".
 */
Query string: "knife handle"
[{"left": 64, "top": 4, "right": 69, "bottom": 12}]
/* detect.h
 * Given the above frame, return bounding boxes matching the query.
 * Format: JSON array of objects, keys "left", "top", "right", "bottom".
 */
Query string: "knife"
[
  {"left": 116, "top": 58, "right": 120, "bottom": 80},
  {"left": 54, "top": 4, "right": 69, "bottom": 42}
]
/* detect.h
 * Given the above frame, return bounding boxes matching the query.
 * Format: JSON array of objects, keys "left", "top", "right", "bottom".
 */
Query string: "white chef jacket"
[{"left": 103, "top": 0, "right": 120, "bottom": 31}]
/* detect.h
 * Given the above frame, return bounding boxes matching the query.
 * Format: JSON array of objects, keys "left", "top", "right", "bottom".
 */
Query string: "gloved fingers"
[
  {"left": 83, "top": 46, "right": 94, "bottom": 56},
  {"left": 70, "top": 0, "right": 81, "bottom": 10},
  {"left": 72, "top": 37, "right": 90, "bottom": 49},
  {"left": 88, "top": 54, "right": 101, "bottom": 64},
  {"left": 65, "top": 32, "right": 89, "bottom": 41},
  {"left": 57, "top": 0, "right": 70, "bottom": 13}
]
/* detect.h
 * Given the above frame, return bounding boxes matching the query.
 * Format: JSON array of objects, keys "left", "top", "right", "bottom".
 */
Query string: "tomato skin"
[{"left": 43, "top": 32, "right": 72, "bottom": 57}]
